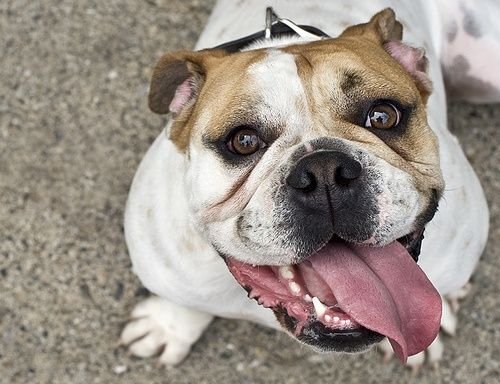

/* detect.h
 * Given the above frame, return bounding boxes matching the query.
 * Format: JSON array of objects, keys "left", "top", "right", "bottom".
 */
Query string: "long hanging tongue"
[{"left": 307, "top": 241, "right": 441, "bottom": 362}]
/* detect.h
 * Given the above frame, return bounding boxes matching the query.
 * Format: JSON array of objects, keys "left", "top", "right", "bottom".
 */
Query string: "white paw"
[
  {"left": 120, "top": 296, "right": 213, "bottom": 366},
  {"left": 446, "top": 282, "right": 472, "bottom": 313},
  {"left": 378, "top": 284, "right": 471, "bottom": 371}
]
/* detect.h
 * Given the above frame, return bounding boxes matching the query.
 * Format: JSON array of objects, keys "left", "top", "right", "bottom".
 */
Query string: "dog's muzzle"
[{"left": 223, "top": 147, "right": 442, "bottom": 363}]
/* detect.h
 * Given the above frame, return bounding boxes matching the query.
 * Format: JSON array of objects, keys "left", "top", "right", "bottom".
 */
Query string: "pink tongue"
[{"left": 307, "top": 241, "right": 441, "bottom": 362}]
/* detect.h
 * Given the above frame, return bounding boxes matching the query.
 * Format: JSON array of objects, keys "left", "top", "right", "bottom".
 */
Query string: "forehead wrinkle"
[
  {"left": 325, "top": 64, "right": 419, "bottom": 108},
  {"left": 301, "top": 45, "right": 419, "bottom": 104}
]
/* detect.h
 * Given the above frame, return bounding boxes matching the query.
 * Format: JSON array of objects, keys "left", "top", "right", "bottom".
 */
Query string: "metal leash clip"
[{"left": 264, "top": 7, "right": 324, "bottom": 40}]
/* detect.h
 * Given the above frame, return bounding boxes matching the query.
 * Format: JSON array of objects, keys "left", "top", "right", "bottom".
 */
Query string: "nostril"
[
  {"left": 301, "top": 172, "right": 317, "bottom": 193},
  {"left": 286, "top": 170, "right": 317, "bottom": 193},
  {"left": 335, "top": 160, "right": 362, "bottom": 185}
]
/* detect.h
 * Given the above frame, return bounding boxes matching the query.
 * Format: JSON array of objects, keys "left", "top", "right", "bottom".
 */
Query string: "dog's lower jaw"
[
  {"left": 268, "top": 231, "right": 426, "bottom": 354},
  {"left": 276, "top": 308, "right": 385, "bottom": 353}
]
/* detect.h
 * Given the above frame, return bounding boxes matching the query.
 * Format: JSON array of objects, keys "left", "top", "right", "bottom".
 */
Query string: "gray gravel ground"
[{"left": 1, "top": 1, "right": 499, "bottom": 383}]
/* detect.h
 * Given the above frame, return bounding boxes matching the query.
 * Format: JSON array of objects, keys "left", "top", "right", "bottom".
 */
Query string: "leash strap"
[{"left": 213, "top": 7, "right": 330, "bottom": 53}]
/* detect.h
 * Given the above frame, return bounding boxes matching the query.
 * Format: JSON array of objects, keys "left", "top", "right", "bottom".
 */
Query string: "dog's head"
[{"left": 149, "top": 9, "right": 443, "bottom": 362}]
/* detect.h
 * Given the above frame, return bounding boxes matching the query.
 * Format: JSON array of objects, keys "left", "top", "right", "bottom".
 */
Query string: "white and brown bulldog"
[{"left": 120, "top": 0, "right": 493, "bottom": 369}]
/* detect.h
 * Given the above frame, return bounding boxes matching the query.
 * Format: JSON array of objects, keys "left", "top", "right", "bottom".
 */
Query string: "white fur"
[
  {"left": 247, "top": 50, "right": 307, "bottom": 126},
  {"left": 122, "top": 0, "right": 491, "bottom": 367},
  {"left": 120, "top": 296, "right": 213, "bottom": 365},
  {"left": 360, "top": 154, "right": 422, "bottom": 245},
  {"left": 125, "top": 133, "right": 277, "bottom": 324}
]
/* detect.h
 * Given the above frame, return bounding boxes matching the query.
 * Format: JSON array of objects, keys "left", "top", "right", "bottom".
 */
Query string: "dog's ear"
[
  {"left": 384, "top": 41, "right": 432, "bottom": 102},
  {"left": 339, "top": 8, "right": 403, "bottom": 44},
  {"left": 148, "top": 49, "right": 226, "bottom": 115},
  {"left": 340, "top": 8, "right": 432, "bottom": 102}
]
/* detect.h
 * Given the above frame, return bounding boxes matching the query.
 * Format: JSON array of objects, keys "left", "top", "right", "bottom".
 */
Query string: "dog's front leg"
[{"left": 120, "top": 296, "right": 213, "bottom": 366}]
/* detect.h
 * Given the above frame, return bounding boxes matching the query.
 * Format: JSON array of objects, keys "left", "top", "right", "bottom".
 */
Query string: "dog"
[{"left": 119, "top": 0, "right": 494, "bottom": 369}]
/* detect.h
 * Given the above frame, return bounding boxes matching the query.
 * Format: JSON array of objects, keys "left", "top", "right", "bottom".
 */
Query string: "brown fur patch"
[{"left": 159, "top": 49, "right": 267, "bottom": 151}]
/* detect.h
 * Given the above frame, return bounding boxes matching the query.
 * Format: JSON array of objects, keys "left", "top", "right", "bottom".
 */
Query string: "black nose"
[{"left": 286, "top": 150, "right": 362, "bottom": 193}]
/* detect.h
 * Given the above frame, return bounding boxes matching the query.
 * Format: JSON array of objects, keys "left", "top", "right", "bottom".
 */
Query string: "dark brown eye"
[
  {"left": 365, "top": 103, "right": 400, "bottom": 129},
  {"left": 228, "top": 127, "right": 265, "bottom": 155}
]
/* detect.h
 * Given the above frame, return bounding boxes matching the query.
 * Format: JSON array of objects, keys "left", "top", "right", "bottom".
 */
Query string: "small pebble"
[{"left": 113, "top": 365, "right": 127, "bottom": 375}]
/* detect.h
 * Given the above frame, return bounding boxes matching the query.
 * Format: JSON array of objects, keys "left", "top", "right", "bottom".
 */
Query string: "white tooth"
[
  {"left": 324, "top": 315, "right": 332, "bottom": 322},
  {"left": 304, "top": 294, "right": 312, "bottom": 302},
  {"left": 279, "top": 266, "right": 294, "bottom": 279},
  {"left": 340, "top": 320, "right": 346, "bottom": 327},
  {"left": 333, "top": 316, "right": 340, "bottom": 322},
  {"left": 312, "top": 297, "right": 327, "bottom": 317},
  {"left": 345, "top": 319, "right": 351, "bottom": 326},
  {"left": 289, "top": 281, "right": 301, "bottom": 294}
]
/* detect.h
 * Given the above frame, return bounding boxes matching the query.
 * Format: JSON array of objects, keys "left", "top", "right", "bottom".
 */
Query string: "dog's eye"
[
  {"left": 365, "top": 103, "right": 400, "bottom": 129},
  {"left": 227, "top": 127, "right": 266, "bottom": 155}
]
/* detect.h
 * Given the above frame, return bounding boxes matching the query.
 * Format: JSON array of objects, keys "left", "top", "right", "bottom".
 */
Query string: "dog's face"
[{"left": 149, "top": 9, "right": 444, "bottom": 362}]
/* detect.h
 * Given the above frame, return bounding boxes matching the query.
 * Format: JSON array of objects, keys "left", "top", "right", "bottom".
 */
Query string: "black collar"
[{"left": 212, "top": 7, "right": 330, "bottom": 53}]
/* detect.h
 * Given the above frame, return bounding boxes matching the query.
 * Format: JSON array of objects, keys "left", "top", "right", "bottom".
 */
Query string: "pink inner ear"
[
  {"left": 169, "top": 78, "right": 194, "bottom": 114},
  {"left": 384, "top": 41, "right": 432, "bottom": 93}
]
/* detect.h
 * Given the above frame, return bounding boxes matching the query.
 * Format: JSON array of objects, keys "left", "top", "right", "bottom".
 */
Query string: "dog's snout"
[
  {"left": 286, "top": 150, "right": 362, "bottom": 194},
  {"left": 283, "top": 149, "right": 375, "bottom": 243}
]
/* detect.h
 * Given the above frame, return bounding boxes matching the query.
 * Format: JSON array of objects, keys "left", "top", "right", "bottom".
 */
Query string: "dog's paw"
[
  {"left": 119, "top": 296, "right": 213, "bottom": 366},
  {"left": 378, "top": 285, "right": 471, "bottom": 372}
]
